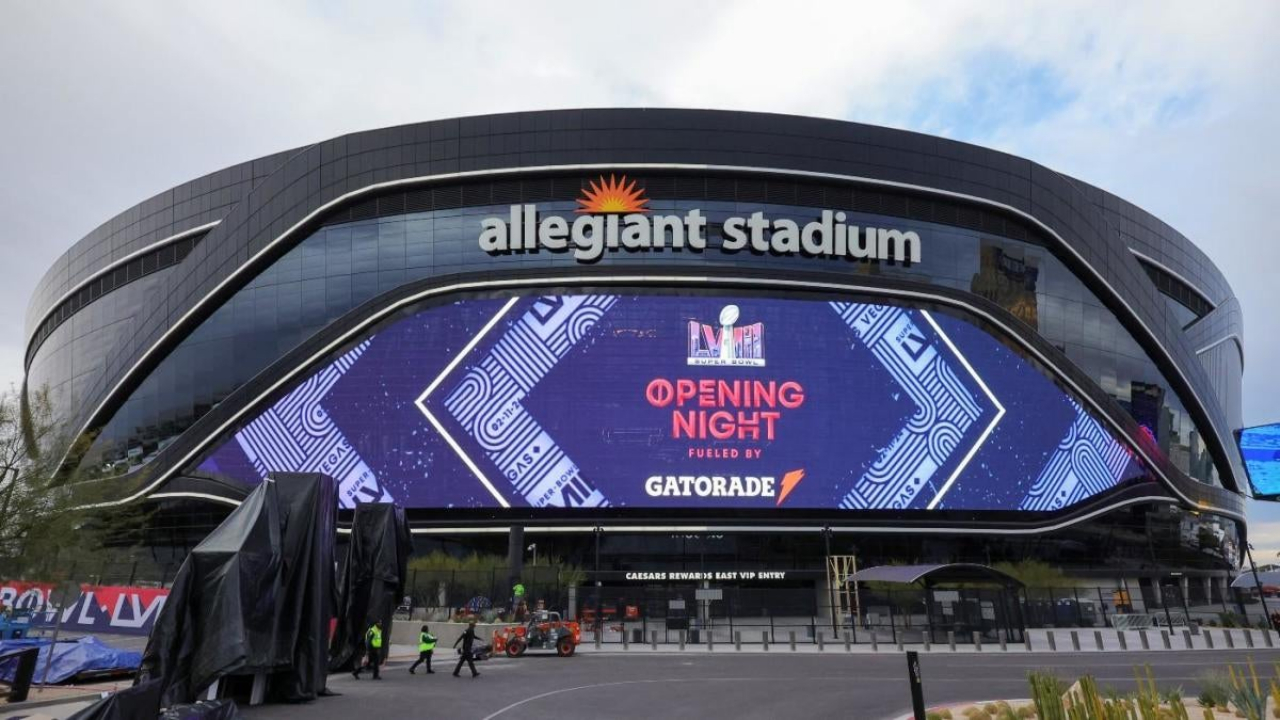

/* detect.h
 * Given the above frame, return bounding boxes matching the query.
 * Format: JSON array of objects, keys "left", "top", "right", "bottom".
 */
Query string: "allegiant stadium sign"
[{"left": 478, "top": 174, "right": 922, "bottom": 264}]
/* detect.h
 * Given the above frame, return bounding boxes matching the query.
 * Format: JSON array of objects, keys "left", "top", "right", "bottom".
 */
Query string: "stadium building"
[{"left": 23, "top": 110, "right": 1247, "bottom": 613}]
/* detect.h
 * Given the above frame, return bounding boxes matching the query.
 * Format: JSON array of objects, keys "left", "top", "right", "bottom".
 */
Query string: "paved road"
[{"left": 238, "top": 649, "right": 1280, "bottom": 720}]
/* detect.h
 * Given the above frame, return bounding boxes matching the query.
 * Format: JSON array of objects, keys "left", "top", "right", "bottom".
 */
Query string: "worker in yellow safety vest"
[
  {"left": 352, "top": 620, "right": 384, "bottom": 680},
  {"left": 409, "top": 624, "right": 437, "bottom": 674}
]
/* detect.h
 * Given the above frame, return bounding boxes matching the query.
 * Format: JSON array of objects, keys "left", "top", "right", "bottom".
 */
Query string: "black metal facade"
[{"left": 22, "top": 110, "right": 1246, "bottom": 549}]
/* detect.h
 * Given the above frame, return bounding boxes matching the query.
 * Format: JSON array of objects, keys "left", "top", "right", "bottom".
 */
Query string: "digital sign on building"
[
  {"left": 1240, "top": 423, "right": 1280, "bottom": 499},
  {"left": 197, "top": 291, "right": 1147, "bottom": 514}
]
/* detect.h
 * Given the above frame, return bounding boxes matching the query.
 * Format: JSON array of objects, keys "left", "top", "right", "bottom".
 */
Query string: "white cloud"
[{"left": 1, "top": 0, "right": 1278, "bottom": 529}]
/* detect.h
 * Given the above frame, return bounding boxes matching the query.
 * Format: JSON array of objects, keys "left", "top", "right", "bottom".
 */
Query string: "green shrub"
[
  {"left": 1219, "top": 612, "right": 1246, "bottom": 628},
  {"left": 1227, "top": 659, "right": 1267, "bottom": 720},
  {"left": 1199, "top": 671, "right": 1231, "bottom": 708}
]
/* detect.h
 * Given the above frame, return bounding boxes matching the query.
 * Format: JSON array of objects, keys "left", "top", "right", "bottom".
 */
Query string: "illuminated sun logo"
[{"left": 575, "top": 174, "right": 649, "bottom": 214}]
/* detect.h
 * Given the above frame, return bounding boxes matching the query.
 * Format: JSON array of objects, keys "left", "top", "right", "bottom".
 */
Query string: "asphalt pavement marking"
[{"left": 480, "top": 676, "right": 872, "bottom": 720}]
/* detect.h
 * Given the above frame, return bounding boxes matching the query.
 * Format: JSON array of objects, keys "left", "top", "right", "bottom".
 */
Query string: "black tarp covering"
[
  {"left": 66, "top": 678, "right": 163, "bottom": 720},
  {"left": 138, "top": 474, "right": 337, "bottom": 707},
  {"left": 329, "top": 503, "right": 411, "bottom": 671},
  {"left": 265, "top": 473, "right": 337, "bottom": 702},
  {"left": 158, "top": 699, "right": 243, "bottom": 720},
  {"left": 139, "top": 480, "right": 282, "bottom": 706}
]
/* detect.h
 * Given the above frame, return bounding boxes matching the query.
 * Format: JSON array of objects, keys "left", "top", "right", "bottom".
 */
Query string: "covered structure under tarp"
[
  {"left": 264, "top": 473, "right": 338, "bottom": 702},
  {"left": 329, "top": 503, "right": 411, "bottom": 672},
  {"left": 138, "top": 473, "right": 337, "bottom": 707},
  {"left": 0, "top": 637, "right": 141, "bottom": 684},
  {"left": 846, "top": 563, "right": 1025, "bottom": 588},
  {"left": 845, "top": 564, "right": 1026, "bottom": 645}
]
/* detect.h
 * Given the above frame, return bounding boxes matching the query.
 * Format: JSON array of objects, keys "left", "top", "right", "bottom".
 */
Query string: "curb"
[{"left": 3, "top": 691, "right": 103, "bottom": 712}]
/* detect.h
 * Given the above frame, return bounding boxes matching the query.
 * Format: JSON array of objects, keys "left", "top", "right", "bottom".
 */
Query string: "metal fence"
[
  {"left": 5, "top": 558, "right": 1271, "bottom": 649},
  {"left": 399, "top": 569, "right": 1279, "bottom": 646}
]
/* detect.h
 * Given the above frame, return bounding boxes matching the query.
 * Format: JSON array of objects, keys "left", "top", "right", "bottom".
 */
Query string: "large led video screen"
[
  {"left": 1240, "top": 423, "right": 1280, "bottom": 499},
  {"left": 197, "top": 291, "right": 1147, "bottom": 513}
]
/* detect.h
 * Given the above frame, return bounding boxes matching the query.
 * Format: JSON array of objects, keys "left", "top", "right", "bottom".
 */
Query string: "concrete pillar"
[
  {"left": 1202, "top": 576, "right": 1213, "bottom": 606},
  {"left": 1150, "top": 578, "right": 1164, "bottom": 607},
  {"left": 1216, "top": 577, "right": 1230, "bottom": 608},
  {"left": 506, "top": 526, "right": 525, "bottom": 605}
]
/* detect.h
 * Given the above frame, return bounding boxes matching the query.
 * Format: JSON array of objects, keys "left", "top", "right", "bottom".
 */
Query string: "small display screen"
[{"left": 1241, "top": 423, "right": 1280, "bottom": 498}]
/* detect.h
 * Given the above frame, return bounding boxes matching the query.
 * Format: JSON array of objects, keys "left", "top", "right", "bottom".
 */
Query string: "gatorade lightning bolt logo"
[{"left": 777, "top": 469, "right": 805, "bottom": 506}]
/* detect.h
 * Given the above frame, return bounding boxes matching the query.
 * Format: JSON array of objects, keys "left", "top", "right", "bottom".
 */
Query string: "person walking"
[
  {"left": 352, "top": 620, "right": 384, "bottom": 680},
  {"left": 512, "top": 579, "right": 526, "bottom": 620},
  {"left": 452, "top": 620, "right": 480, "bottom": 678},
  {"left": 409, "top": 624, "right": 437, "bottom": 674}
]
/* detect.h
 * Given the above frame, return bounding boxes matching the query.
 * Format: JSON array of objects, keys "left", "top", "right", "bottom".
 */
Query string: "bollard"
[
  {"left": 1071, "top": 631, "right": 1080, "bottom": 651},
  {"left": 948, "top": 630, "right": 956, "bottom": 652},
  {"left": 817, "top": 631, "right": 824, "bottom": 652},
  {"left": 707, "top": 631, "right": 714, "bottom": 652},
  {"left": 1205, "top": 630, "right": 1215, "bottom": 650},
  {"left": 1047, "top": 631, "right": 1056, "bottom": 651},
  {"left": 735, "top": 631, "right": 742, "bottom": 652},
  {"left": 789, "top": 631, "right": 796, "bottom": 652},
  {"left": 1117, "top": 631, "right": 1127, "bottom": 651},
  {"left": 907, "top": 651, "right": 926, "bottom": 720},
  {"left": 1225, "top": 631, "right": 1235, "bottom": 649},
  {"left": 999, "top": 630, "right": 1007, "bottom": 652},
  {"left": 1024, "top": 632, "right": 1032, "bottom": 652},
  {"left": 762, "top": 630, "right": 769, "bottom": 652},
  {"left": 897, "top": 636, "right": 904, "bottom": 652},
  {"left": 651, "top": 630, "right": 658, "bottom": 651},
  {"left": 595, "top": 629, "right": 602, "bottom": 650},
  {"left": 872, "top": 631, "right": 879, "bottom": 652},
  {"left": 924, "top": 633, "right": 931, "bottom": 652},
  {"left": 1267, "top": 630, "right": 1276, "bottom": 648},
  {"left": 1246, "top": 630, "right": 1255, "bottom": 648},
  {"left": 844, "top": 631, "right": 852, "bottom": 653},
  {"left": 973, "top": 631, "right": 982, "bottom": 652},
  {"left": 1162, "top": 630, "right": 1171, "bottom": 650},
  {"left": 1094, "top": 630, "right": 1103, "bottom": 651},
  {"left": 1140, "top": 630, "right": 1149, "bottom": 650},
  {"left": 7, "top": 648, "right": 38, "bottom": 703},
  {"left": 623, "top": 630, "right": 629, "bottom": 651},
  {"left": 1182, "top": 629, "right": 1193, "bottom": 649},
  {"left": 679, "top": 630, "right": 686, "bottom": 652}
]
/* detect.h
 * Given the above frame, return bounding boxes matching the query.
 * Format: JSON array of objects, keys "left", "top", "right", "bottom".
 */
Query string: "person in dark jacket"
[
  {"left": 452, "top": 620, "right": 480, "bottom": 678},
  {"left": 409, "top": 624, "right": 437, "bottom": 674}
]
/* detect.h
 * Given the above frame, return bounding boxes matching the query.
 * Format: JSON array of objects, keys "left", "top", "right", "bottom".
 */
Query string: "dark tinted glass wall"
[
  {"left": 72, "top": 199, "right": 1222, "bottom": 486},
  {"left": 27, "top": 270, "right": 172, "bottom": 445}
]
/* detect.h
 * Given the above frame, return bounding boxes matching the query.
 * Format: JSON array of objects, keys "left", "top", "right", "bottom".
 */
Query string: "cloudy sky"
[{"left": 2, "top": 2, "right": 1278, "bottom": 548}]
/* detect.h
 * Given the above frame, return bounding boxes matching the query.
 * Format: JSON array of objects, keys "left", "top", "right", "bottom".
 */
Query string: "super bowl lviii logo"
[{"left": 688, "top": 304, "right": 765, "bottom": 367}]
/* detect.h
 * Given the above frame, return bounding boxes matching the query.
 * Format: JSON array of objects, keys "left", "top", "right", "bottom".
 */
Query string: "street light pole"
[{"left": 1246, "top": 543, "right": 1273, "bottom": 628}]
